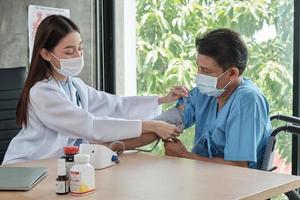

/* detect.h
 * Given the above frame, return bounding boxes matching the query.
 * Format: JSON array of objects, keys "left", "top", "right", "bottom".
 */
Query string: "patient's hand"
[
  {"left": 164, "top": 139, "right": 190, "bottom": 158},
  {"left": 108, "top": 141, "right": 125, "bottom": 155}
]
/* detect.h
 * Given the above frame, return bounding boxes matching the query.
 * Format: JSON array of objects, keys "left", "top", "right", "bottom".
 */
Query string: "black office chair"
[
  {"left": 0, "top": 67, "right": 27, "bottom": 164},
  {"left": 261, "top": 114, "right": 300, "bottom": 200}
]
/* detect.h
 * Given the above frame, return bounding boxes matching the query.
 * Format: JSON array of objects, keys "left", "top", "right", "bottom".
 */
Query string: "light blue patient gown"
[{"left": 178, "top": 78, "right": 272, "bottom": 169}]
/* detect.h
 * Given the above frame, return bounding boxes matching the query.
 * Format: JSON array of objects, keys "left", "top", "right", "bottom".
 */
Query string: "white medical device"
[{"left": 79, "top": 144, "right": 119, "bottom": 169}]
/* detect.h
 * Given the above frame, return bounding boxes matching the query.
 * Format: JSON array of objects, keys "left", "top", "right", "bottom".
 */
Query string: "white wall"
[{"left": 114, "top": 0, "right": 137, "bottom": 96}]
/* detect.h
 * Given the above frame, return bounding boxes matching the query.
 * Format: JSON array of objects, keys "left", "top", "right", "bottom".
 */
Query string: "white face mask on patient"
[
  {"left": 196, "top": 70, "right": 231, "bottom": 97},
  {"left": 49, "top": 52, "right": 84, "bottom": 77}
]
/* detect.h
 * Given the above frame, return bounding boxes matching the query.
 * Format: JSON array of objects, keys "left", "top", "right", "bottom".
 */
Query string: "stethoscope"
[{"left": 75, "top": 91, "right": 81, "bottom": 107}]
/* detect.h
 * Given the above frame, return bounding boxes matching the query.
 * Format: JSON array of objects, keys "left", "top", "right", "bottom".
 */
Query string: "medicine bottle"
[
  {"left": 70, "top": 154, "right": 95, "bottom": 195},
  {"left": 56, "top": 158, "right": 69, "bottom": 195},
  {"left": 62, "top": 146, "right": 79, "bottom": 178}
]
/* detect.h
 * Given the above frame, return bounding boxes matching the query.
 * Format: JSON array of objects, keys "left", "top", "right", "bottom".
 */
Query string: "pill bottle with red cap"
[{"left": 62, "top": 146, "right": 79, "bottom": 178}]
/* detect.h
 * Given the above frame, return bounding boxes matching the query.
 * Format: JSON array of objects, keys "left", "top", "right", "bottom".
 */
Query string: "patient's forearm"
[
  {"left": 104, "top": 106, "right": 183, "bottom": 152},
  {"left": 122, "top": 132, "right": 159, "bottom": 150},
  {"left": 104, "top": 132, "right": 159, "bottom": 152}
]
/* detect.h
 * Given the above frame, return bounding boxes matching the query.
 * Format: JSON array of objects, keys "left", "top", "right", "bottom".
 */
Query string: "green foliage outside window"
[{"left": 136, "top": 0, "right": 293, "bottom": 165}]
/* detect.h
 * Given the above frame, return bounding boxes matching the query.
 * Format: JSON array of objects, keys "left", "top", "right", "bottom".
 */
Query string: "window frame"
[
  {"left": 293, "top": 0, "right": 300, "bottom": 177},
  {"left": 95, "top": 0, "right": 116, "bottom": 93}
]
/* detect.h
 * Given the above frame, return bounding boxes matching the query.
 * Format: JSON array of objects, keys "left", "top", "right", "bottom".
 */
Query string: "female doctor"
[{"left": 3, "top": 15, "right": 188, "bottom": 164}]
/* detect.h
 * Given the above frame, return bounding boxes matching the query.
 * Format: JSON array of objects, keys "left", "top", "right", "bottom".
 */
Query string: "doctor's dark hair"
[
  {"left": 16, "top": 15, "right": 80, "bottom": 126},
  {"left": 195, "top": 28, "right": 248, "bottom": 74}
]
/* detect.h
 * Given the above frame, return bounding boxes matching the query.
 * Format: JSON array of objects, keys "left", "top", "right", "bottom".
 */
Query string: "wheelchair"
[{"left": 261, "top": 114, "right": 300, "bottom": 200}]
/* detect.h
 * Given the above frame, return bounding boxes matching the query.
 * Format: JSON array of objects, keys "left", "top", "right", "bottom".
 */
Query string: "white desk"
[{"left": 1, "top": 152, "right": 300, "bottom": 200}]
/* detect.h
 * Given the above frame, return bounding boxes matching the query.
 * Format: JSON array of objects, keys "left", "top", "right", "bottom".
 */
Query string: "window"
[{"left": 136, "top": 0, "right": 294, "bottom": 183}]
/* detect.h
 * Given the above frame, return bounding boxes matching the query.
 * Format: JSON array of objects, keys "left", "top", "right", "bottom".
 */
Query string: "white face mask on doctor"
[
  {"left": 49, "top": 52, "right": 84, "bottom": 77},
  {"left": 196, "top": 70, "right": 231, "bottom": 97}
]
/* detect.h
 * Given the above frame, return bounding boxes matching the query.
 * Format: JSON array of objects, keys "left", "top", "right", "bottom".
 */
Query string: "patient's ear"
[{"left": 229, "top": 67, "right": 240, "bottom": 80}]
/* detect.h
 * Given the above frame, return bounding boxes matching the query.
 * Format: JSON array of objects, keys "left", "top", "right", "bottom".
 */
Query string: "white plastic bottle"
[{"left": 70, "top": 154, "right": 95, "bottom": 195}]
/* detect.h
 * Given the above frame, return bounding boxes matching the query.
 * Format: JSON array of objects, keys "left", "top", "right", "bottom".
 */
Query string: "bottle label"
[
  {"left": 70, "top": 169, "right": 95, "bottom": 195},
  {"left": 56, "top": 180, "right": 68, "bottom": 194}
]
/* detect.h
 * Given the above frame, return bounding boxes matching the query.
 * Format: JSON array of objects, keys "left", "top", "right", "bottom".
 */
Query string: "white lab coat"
[{"left": 3, "top": 77, "right": 161, "bottom": 164}]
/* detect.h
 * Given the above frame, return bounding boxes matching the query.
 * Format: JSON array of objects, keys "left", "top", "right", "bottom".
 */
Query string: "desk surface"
[{"left": 1, "top": 152, "right": 300, "bottom": 200}]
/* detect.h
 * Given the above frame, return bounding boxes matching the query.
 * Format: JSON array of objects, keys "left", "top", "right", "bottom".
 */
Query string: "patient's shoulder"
[{"left": 233, "top": 78, "right": 268, "bottom": 105}]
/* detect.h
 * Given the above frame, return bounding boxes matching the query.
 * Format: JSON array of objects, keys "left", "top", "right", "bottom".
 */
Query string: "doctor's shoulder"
[
  {"left": 71, "top": 77, "right": 85, "bottom": 85},
  {"left": 70, "top": 77, "right": 97, "bottom": 95},
  {"left": 29, "top": 78, "right": 65, "bottom": 100}
]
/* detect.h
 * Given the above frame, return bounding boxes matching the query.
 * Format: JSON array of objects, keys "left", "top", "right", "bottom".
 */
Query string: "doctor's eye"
[{"left": 64, "top": 49, "right": 74, "bottom": 56}]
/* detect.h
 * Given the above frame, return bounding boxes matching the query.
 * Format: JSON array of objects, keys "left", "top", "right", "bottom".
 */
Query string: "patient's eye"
[{"left": 199, "top": 66, "right": 211, "bottom": 74}]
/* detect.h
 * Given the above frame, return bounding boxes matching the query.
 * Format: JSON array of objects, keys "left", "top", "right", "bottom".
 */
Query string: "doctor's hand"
[
  {"left": 164, "top": 138, "right": 190, "bottom": 158},
  {"left": 142, "top": 120, "right": 182, "bottom": 140},
  {"left": 158, "top": 85, "right": 189, "bottom": 105}
]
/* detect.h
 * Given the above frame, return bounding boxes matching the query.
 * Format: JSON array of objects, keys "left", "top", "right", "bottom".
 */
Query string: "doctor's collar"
[
  {"left": 58, "top": 76, "right": 70, "bottom": 85},
  {"left": 51, "top": 76, "right": 70, "bottom": 84}
]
